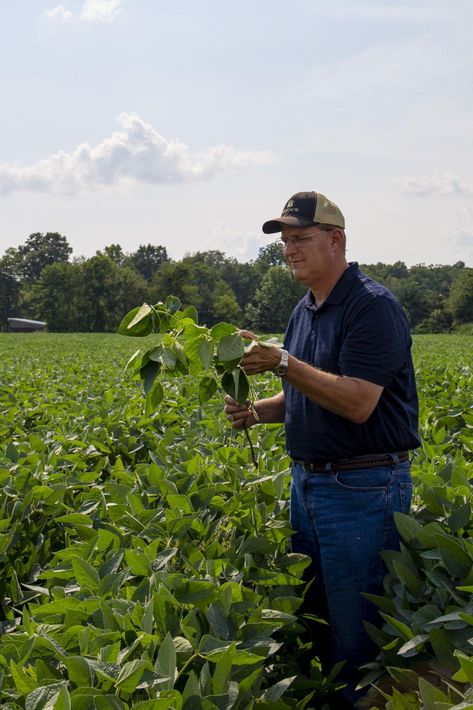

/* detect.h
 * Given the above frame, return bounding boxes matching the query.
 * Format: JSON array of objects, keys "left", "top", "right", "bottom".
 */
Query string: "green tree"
[
  {"left": 183, "top": 251, "right": 259, "bottom": 316},
  {"left": 0, "top": 249, "right": 21, "bottom": 330},
  {"left": 254, "top": 242, "right": 286, "bottom": 275},
  {"left": 213, "top": 292, "right": 243, "bottom": 324},
  {"left": 80, "top": 256, "right": 148, "bottom": 332},
  {"left": 150, "top": 262, "right": 201, "bottom": 311},
  {"left": 17, "top": 232, "right": 72, "bottom": 281},
  {"left": 182, "top": 250, "right": 229, "bottom": 270},
  {"left": 29, "top": 262, "right": 83, "bottom": 331},
  {"left": 247, "top": 266, "right": 306, "bottom": 332},
  {"left": 448, "top": 268, "right": 473, "bottom": 324},
  {"left": 99, "top": 244, "right": 127, "bottom": 266},
  {"left": 128, "top": 244, "right": 169, "bottom": 281},
  {"left": 220, "top": 259, "right": 258, "bottom": 314},
  {"left": 151, "top": 259, "right": 243, "bottom": 327}
]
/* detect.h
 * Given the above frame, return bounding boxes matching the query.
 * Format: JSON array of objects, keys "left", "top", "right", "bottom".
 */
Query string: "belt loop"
[
  {"left": 324, "top": 462, "right": 332, "bottom": 472},
  {"left": 390, "top": 452, "right": 400, "bottom": 465}
]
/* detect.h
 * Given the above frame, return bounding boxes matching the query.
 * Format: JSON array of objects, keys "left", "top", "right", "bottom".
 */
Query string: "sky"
[{"left": 0, "top": 0, "right": 472, "bottom": 266}]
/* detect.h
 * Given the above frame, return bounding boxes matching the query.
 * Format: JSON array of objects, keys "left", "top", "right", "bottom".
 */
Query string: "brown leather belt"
[{"left": 293, "top": 451, "right": 409, "bottom": 473}]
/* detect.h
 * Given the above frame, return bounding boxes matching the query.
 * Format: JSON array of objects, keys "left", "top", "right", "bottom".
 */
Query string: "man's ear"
[{"left": 330, "top": 228, "right": 344, "bottom": 250}]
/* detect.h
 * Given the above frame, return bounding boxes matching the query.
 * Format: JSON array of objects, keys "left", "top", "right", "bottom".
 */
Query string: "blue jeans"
[{"left": 290, "top": 458, "right": 412, "bottom": 706}]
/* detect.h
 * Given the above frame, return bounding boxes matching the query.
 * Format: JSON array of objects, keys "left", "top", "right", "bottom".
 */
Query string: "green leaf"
[
  {"left": 182, "top": 671, "right": 201, "bottom": 705},
  {"left": 207, "top": 604, "right": 232, "bottom": 642},
  {"left": 398, "top": 634, "right": 429, "bottom": 656},
  {"left": 198, "top": 339, "right": 214, "bottom": 370},
  {"left": 161, "top": 347, "right": 177, "bottom": 368},
  {"left": 453, "top": 655, "right": 473, "bottom": 684},
  {"left": 184, "top": 336, "right": 205, "bottom": 374},
  {"left": 390, "top": 688, "right": 419, "bottom": 710},
  {"left": 435, "top": 534, "right": 472, "bottom": 578},
  {"left": 429, "top": 628, "right": 456, "bottom": 665},
  {"left": 206, "top": 646, "right": 263, "bottom": 666},
  {"left": 217, "top": 334, "right": 244, "bottom": 362},
  {"left": 6, "top": 442, "right": 18, "bottom": 462},
  {"left": 419, "top": 677, "right": 450, "bottom": 708},
  {"left": 394, "top": 511, "right": 422, "bottom": 543},
  {"left": 198, "top": 376, "right": 218, "bottom": 404},
  {"left": 94, "top": 698, "right": 125, "bottom": 710},
  {"left": 146, "top": 380, "right": 164, "bottom": 415},
  {"left": 392, "top": 560, "right": 422, "bottom": 597},
  {"left": 262, "top": 676, "right": 297, "bottom": 702},
  {"left": 52, "top": 686, "right": 71, "bottom": 710},
  {"left": 56, "top": 513, "right": 93, "bottom": 526},
  {"left": 71, "top": 557, "right": 100, "bottom": 592},
  {"left": 165, "top": 295, "right": 182, "bottom": 313},
  {"left": 10, "top": 660, "right": 37, "bottom": 695},
  {"left": 133, "top": 701, "right": 177, "bottom": 709},
  {"left": 155, "top": 632, "right": 176, "bottom": 691},
  {"left": 221, "top": 368, "right": 249, "bottom": 405},
  {"left": 380, "top": 613, "right": 413, "bottom": 640},
  {"left": 128, "top": 303, "right": 153, "bottom": 329},
  {"left": 25, "top": 682, "right": 69, "bottom": 710},
  {"left": 64, "top": 656, "right": 93, "bottom": 688},
  {"left": 448, "top": 502, "right": 471, "bottom": 533},
  {"left": 30, "top": 599, "right": 81, "bottom": 618},
  {"left": 124, "top": 348, "right": 142, "bottom": 372},
  {"left": 141, "top": 360, "right": 161, "bottom": 395},
  {"left": 416, "top": 521, "right": 444, "bottom": 548},
  {"left": 210, "top": 322, "right": 237, "bottom": 340},
  {"left": 146, "top": 344, "right": 163, "bottom": 363},
  {"left": 211, "top": 642, "right": 235, "bottom": 695},
  {"left": 124, "top": 549, "right": 152, "bottom": 576},
  {"left": 182, "top": 305, "right": 198, "bottom": 323},
  {"left": 175, "top": 580, "right": 217, "bottom": 604},
  {"left": 152, "top": 547, "right": 178, "bottom": 570},
  {"left": 117, "top": 305, "right": 154, "bottom": 337},
  {"left": 116, "top": 659, "right": 149, "bottom": 693}
]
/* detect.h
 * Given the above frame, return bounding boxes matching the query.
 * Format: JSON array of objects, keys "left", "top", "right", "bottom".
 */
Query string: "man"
[{"left": 224, "top": 191, "right": 420, "bottom": 707}]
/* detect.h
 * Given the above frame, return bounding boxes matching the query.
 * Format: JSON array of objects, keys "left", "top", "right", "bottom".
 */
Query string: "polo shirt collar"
[{"left": 304, "top": 262, "right": 359, "bottom": 311}]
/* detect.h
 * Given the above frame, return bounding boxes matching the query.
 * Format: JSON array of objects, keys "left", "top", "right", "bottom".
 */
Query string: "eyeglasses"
[{"left": 278, "top": 228, "right": 332, "bottom": 249}]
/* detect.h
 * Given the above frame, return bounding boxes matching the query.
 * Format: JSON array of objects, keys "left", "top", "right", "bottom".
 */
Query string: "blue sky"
[{"left": 1, "top": 0, "right": 472, "bottom": 266}]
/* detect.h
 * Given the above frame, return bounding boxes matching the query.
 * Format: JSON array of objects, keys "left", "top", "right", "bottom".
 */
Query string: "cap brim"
[{"left": 262, "top": 216, "right": 315, "bottom": 234}]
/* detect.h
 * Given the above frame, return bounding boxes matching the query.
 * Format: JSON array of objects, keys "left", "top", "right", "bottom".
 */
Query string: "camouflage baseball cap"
[{"left": 262, "top": 191, "right": 345, "bottom": 233}]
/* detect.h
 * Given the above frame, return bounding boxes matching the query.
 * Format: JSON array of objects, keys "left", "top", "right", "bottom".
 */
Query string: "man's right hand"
[{"left": 224, "top": 395, "right": 258, "bottom": 430}]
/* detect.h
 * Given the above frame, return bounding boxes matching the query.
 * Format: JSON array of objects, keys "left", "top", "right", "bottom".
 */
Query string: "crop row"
[{"left": 0, "top": 333, "right": 472, "bottom": 709}]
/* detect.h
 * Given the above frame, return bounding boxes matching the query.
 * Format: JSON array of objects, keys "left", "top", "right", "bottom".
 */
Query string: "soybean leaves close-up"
[{"left": 1, "top": 315, "right": 473, "bottom": 709}]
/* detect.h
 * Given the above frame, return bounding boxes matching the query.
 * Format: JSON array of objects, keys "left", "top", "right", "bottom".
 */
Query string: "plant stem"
[{"left": 243, "top": 425, "right": 258, "bottom": 469}]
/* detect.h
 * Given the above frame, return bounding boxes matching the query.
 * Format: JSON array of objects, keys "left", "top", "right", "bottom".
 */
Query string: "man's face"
[{"left": 280, "top": 225, "right": 333, "bottom": 286}]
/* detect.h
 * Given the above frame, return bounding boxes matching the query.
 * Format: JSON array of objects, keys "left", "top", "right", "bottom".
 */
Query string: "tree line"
[{"left": 1, "top": 231, "right": 473, "bottom": 333}]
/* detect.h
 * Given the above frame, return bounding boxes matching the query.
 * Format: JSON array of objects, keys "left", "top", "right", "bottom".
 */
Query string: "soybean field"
[{"left": 0, "top": 332, "right": 473, "bottom": 709}]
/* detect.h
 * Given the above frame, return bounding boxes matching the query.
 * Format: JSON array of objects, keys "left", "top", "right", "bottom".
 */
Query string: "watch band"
[{"left": 274, "top": 348, "right": 289, "bottom": 376}]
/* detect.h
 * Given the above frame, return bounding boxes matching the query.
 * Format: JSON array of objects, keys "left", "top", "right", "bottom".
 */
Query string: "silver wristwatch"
[{"left": 274, "top": 349, "right": 289, "bottom": 377}]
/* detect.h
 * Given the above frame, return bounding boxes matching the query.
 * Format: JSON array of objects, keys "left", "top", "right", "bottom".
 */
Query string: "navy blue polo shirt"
[{"left": 283, "top": 262, "right": 420, "bottom": 462}]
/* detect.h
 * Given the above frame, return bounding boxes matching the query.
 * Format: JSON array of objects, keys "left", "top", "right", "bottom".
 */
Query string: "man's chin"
[{"left": 290, "top": 266, "right": 309, "bottom": 283}]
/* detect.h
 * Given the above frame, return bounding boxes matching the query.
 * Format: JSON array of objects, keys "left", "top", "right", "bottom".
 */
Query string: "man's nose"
[{"left": 283, "top": 239, "right": 297, "bottom": 254}]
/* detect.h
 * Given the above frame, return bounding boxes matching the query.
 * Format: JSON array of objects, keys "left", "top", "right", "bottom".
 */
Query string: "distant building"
[{"left": 7, "top": 318, "right": 47, "bottom": 333}]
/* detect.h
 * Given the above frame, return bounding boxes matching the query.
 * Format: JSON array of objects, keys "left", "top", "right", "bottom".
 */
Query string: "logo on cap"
[{"left": 282, "top": 199, "right": 299, "bottom": 216}]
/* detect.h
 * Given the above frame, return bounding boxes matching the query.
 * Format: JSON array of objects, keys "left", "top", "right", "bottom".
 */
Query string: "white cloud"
[
  {"left": 45, "top": 4, "right": 73, "bottom": 22},
  {"left": 45, "top": 0, "right": 121, "bottom": 24},
  {"left": 80, "top": 0, "right": 121, "bottom": 23},
  {"left": 0, "top": 113, "right": 274, "bottom": 195},
  {"left": 396, "top": 171, "right": 472, "bottom": 197}
]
